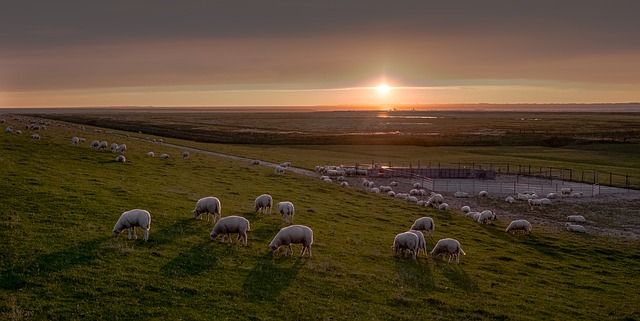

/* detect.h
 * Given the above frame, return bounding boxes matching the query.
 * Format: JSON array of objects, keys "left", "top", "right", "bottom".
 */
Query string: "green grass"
[{"left": 1, "top": 118, "right": 640, "bottom": 320}]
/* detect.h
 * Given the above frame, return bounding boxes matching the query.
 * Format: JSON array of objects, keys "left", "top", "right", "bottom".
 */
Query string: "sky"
[{"left": 1, "top": 0, "right": 639, "bottom": 108}]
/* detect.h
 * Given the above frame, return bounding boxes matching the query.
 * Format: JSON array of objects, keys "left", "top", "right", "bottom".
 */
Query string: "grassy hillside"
[{"left": 1, "top": 119, "right": 639, "bottom": 320}]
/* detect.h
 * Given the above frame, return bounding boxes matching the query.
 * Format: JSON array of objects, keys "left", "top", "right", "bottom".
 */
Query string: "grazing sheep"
[
  {"left": 528, "top": 198, "right": 543, "bottom": 209},
  {"left": 478, "top": 190, "right": 488, "bottom": 197},
  {"left": 409, "top": 189, "right": 420, "bottom": 196},
  {"left": 115, "top": 155, "right": 126, "bottom": 163},
  {"left": 506, "top": 219, "right": 532, "bottom": 235},
  {"left": 159, "top": 153, "right": 170, "bottom": 159},
  {"left": 15, "top": 130, "right": 22, "bottom": 135},
  {"left": 430, "top": 238, "right": 466, "bottom": 263},
  {"left": 540, "top": 198, "right": 552, "bottom": 205},
  {"left": 269, "top": 225, "right": 313, "bottom": 257},
  {"left": 71, "top": 136, "right": 80, "bottom": 146},
  {"left": 254, "top": 194, "right": 273, "bottom": 214},
  {"left": 323, "top": 178, "right": 333, "bottom": 183},
  {"left": 111, "top": 143, "right": 118, "bottom": 152},
  {"left": 454, "top": 191, "right": 469, "bottom": 198},
  {"left": 565, "top": 223, "right": 586, "bottom": 233},
  {"left": 517, "top": 193, "right": 531, "bottom": 201},
  {"left": 98, "top": 141, "right": 108, "bottom": 150},
  {"left": 505, "top": 196, "right": 516, "bottom": 204},
  {"left": 90, "top": 140, "right": 100, "bottom": 149},
  {"left": 251, "top": 159, "right": 260, "bottom": 165},
  {"left": 461, "top": 205, "right": 471, "bottom": 213},
  {"left": 393, "top": 232, "right": 419, "bottom": 260},
  {"left": 182, "top": 151, "right": 190, "bottom": 159},
  {"left": 117, "top": 144, "right": 127, "bottom": 153},
  {"left": 280, "top": 162, "right": 291, "bottom": 167},
  {"left": 413, "top": 183, "right": 422, "bottom": 189},
  {"left": 426, "top": 193, "right": 444, "bottom": 207},
  {"left": 193, "top": 196, "right": 222, "bottom": 223},
  {"left": 276, "top": 201, "right": 295, "bottom": 223},
  {"left": 370, "top": 187, "right": 380, "bottom": 193},
  {"left": 146, "top": 151, "right": 155, "bottom": 157},
  {"left": 275, "top": 166, "right": 286, "bottom": 174},
  {"left": 408, "top": 230, "right": 427, "bottom": 257},
  {"left": 438, "top": 203, "right": 450, "bottom": 211},
  {"left": 340, "top": 181, "right": 349, "bottom": 187},
  {"left": 477, "top": 210, "right": 497, "bottom": 224},
  {"left": 407, "top": 196, "right": 419, "bottom": 203},
  {"left": 387, "top": 191, "right": 396, "bottom": 197},
  {"left": 113, "top": 209, "right": 151, "bottom": 241},
  {"left": 561, "top": 187, "right": 573, "bottom": 196},
  {"left": 30, "top": 133, "right": 40, "bottom": 139},
  {"left": 5, "top": 126, "right": 13, "bottom": 134},
  {"left": 547, "top": 192, "right": 558, "bottom": 199},
  {"left": 567, "top": 215, "right": 586, "bottom": 223},
  {"left": 571, "top": 192, "right": 583, "bottom": 198},
  {"left": 466, "top": 211, "right": 481, "bottom": 220},
  {"left": 379, "top": 186, "right": 393, "bottom": 193},
  {"left": 390, "top": 181, "right": 399, "bottom": 187},
  {"left": 209, "top": 216, "right": 250, "bottom": 245},
  {"left": 410, "top": 217, "right": 435, "bottom": 236}
]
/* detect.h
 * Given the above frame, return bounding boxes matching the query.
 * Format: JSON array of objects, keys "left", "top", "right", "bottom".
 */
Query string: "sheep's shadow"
[
  {"left": 161, "top": 239, "right": 229, "bottom": 278},
  {"left": 393, "top": 255, "right": 436, "bottom": 292},
  {"left": 151, "top": 218, "right": 204, "bottom": 247},
  {"left": 486, "top": 226, "right": 563, "bottom": 259},
  {"left": 441, "top": 264, "right": 480, "bottom": 293},
  {"left": 241, "top": 253, "right": 303, "bottom": 302},
  {"left": 0, "top": 236, "right": 110, "bottom": 290}
]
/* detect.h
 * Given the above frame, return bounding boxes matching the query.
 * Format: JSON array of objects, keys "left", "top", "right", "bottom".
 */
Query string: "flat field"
[{"left": 1, "top": 110, "right": 639, "bottom": 320}]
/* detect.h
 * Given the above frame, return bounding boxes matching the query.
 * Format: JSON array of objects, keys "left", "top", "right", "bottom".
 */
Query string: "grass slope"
[{"left": 1, "top": 121, "right": 639, "bottom": 320}]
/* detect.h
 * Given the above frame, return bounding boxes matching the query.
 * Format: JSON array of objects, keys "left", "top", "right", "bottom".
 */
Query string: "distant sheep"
[
  {"left": 5, "top": 126, "right": 13, "bottom": 134},
  {"left": 438, "top": 203, "right": 449, "bottom": 211},
  {"left": 426, "top": 193, "right": 444, "bottom": 207},
  {"left": 410, "top": 217, "right": 435, "bottom": 236},
  {"left": 276, "top": 201, "right": 295, "bottom": 222},
  {"left": 210, "top": 215, "right": 250, "bottom": 246},
  {"left": 117, "top": 144, "right": 127, "bottom": 153},
  {"left": 430, "top": 238, "right": 466, "bottom": 263},
  {"left": 390, "top": 181, "right": 399, "bottom": 187},
  {"left": 98, "top": 141, "right": 108, "bottom": 150},
  {"left": 254, "top": 194, "right": 273, "bottom": 214},
  {"left": 528, "top": 198, "right": 543, "bottom": 209},
  {"left": 393, "top": 232, "right": 419, "bottom": 260},
  {"left": 370, "top": 187, "right": 380, "bottom": 193},
  {"left": 505, "top": 196, "right": 516, "bottom": 204},
  {"left": 565, "top": 223, "right": 586, "bottom": 233},
  {"left": 506, "top": 219, "right": 532, "bottom": 235},
  {"left": 193, "top": 196, "right": 222, "bottom": 223},
  {"left": 111, "top": 143, "right": 118, "bottom": 152},
  {"left": 477, "top": 210, "right": 497, "bottom": 224},
  {"left": 115, "top": 155, "right": 126, "bottom": 163},
  {"left": 454, "top": 191, "right": 469, "bottom": 198},
  {"left": 546, "top": 193, "right": 558, "bottom": 199},
  {"left": 251, "top": 160, "right": 260, "bottom": 165},
  {"left": 571, "top": 192, "right": 583, "bottom": 198},
  {"left": 182, "top": 151, "right": 190, "bottom": 159},
  {"left": 269, "top": 225, "right": 313, "bottom": 257},
  {"left": 567, "top": 215, "right": 586, "bottom": 223},
  {"left": 461, "top": 205, "right": 471, "bottom": 213},
  {"left": 413, "top": 183, "right": 422, "bottom": 189},
  {"left": 30, "top": 133, "right": 40, "bottom": 139},
  {"left": 340, "top": 181, "right": 349, "bottom": 187},
  {"left": 478, "top": 190, "right": 488, "bottom": 197},
  {"left": 113, "top": 209, "right": 151, "bottom": 241},
  {"left": 147, "top": 151, "right": 155, "bottom": 157},
  {"left": 90, "top": 140, "right": 100, "bottom": 149},
  {"left": 159, "top": 153, "right": 170, "bottom": 159},
  {"left": 71, "top": 136, "right": 80, "bottom": 146},
  {"left": 466, "top": 212, "right": 481, "bottom": 220},
  {"left": 275, "top": 166, "right": 286, "bottom": 174},
  {"left": 561, "top": 187, "right": 573, "bottom": 196}
]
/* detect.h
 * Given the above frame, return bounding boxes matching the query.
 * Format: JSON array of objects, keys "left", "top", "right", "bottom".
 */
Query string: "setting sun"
[{"left": 376, "top": 84, "right": 391, "bottom": 95}]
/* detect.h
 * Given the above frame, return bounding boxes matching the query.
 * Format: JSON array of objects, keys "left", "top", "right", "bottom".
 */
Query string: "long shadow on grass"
[
  {"left": 242, "top": 253, "right": 303, "bottom": 302},
  {"left": 393, "top": 257, "right": 436, "bottom": 291},
  {"left": 485, "top": 225, "right": 563, "bottom": 259},
  {"left": 0, "top": 236, "right": 110, "bottom": 290},
  {"left": 151, "top": 218, "right": 203, "bottom": 247},
  {"left": 440, "top": 264, "right": 480, "bottom": 293},
  {"left": 161, "top": 239, "right": 230, "bottom": 278}
]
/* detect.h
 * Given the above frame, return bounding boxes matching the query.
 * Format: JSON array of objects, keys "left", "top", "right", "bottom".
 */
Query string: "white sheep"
[
  {"left": 505, "top": 196, "right": 516, "bottom": 204},
  {"left": 454, "top": 191, "right": 469, "bottom": 198},
  {"left": 30, "top": 133, "right": 40, "bottom": 139},
  {"left": 561, "top": 187, "right": 573, "bottom": 196},
  {"left": 478, "top": 190, "right": 488, "bottom": 197},
  {"left": 5, "top": 126, "right": 13, "bottom": 134},
  {"left": 466, "top": 211, "right": 481, "bottom": 220},
  {"left": 565, "top": 223, "right": 586, "bottom": 233},
  {"left": 430, "top": 238, "right": 466, "bottom": 263},
  {"left": 571, "top": 192, "right": 583, "bottom": 198},
  {"left": 567, "top": 215, "right": 586, "bottom": 223},
  {"left": 340, "top": 181, "right": 349, "bottom": 187},
  {"left": 251, "top": 159, "right": 260, "bottom": 165},
  {"left": 159, "top": 153, "right": 170, "bottom": 159},
  {"left": 540, "top": 198, "right": 552, "bottom": 205},
  {"left": 517, "top": 193, "right": 531, "bottom": 201},
  {"left": 254, "top": 194, "right": 273, "bottom": 214},
  {"left": 426, "top": 193, "right": 444, "bottom": 207},
  {"left": 193, "top": 196, "right": 222, "bottom": 223},
  {"left": 506, "top": 219, "right": 532, "bottom": 235},
  {"left": 387, "top": 191, "right": 396, "bottom": 197},
  {"left": 113, "top": 209, "right": 151, "bottom": 241},
  {"left": 117, "top": 144, "right": 127, "bottom": 153},
  {"left": 370, "top": 187, "right": 380, "bottom": 193},
  {"left": 461, "top": 205, "right": 471, "bottom": 213},
  {"left": 408, "top": 230, "right": 427, "bottom": 257},
  {"left": 477, "top": 210, "right": 497, "bottom": 224},
  {"left": 182, "top": 151, "right": 190, "bottom": 159},
  {"left": 111, "top": 143, "right": 118, "bottom": 152},
  {"left": 379, "top": 186, "right": 393, "bottom": 193},
  {"left": 393, "top": 232, "right": 419, "bottom": 260},
  {"left": 438, "top": 203, "right": 449, "bottom": 211},
  {"left": 275, "top": 166, "right": 286, "bottom": 174},
  {"left": 115, "top": 155, "right": 126, "bottom": 163},
  {"left": 546, "top": 192, "right": 558, "bottom": 199},
  {"left": 98, "top": 141, "right": 108, "bottom": 150},
  {"left": 147, "top": 151, "right": 155, "bottom": 157},
  {"left": 71, "top": 136, "right": 80, "bottom": 146},
  {"left": 210, "top": 215, "right": 251, "bottom": 245},
  {"left": 269, "top": 225, "right": 313, "bottom": 257},
  {"left": 90, "top": 140, "right": 100, "bottom": 149},
  {"left": 407, "top": 196, "right": 419, "bottom": 203},
  {"left": 410, "top": 217, "right": 435, "bottom": 237},
  {"left": 390, "top": 181, "right": 399, "bottom": 187},
  {"left": 413, "top": 183, "right": 422, "bottom": 189},
  {"left": 276, "top": 201, "right": 295, "bottom": 222},
  {"left": 528, "top": 198, "right": 543, "bottom": 209}
]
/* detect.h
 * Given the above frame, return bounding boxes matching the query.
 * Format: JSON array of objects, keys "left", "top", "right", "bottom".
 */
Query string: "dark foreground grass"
[{"left": 1, "top": 121, "right": 639, "bottom": 320}]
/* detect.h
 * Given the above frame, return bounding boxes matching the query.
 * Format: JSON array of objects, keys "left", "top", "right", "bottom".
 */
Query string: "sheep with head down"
[
  {"left": 210, "top": 215, "right": 250, "bottom": 246},
  {"left": 565, "top": 223, "right": 586, "bottom": 233},
  {"left": 393, "top": 232, "right": 419, "bottom": 260},
  {"left": 430, "top": 238, "right": 466, "bottom": 263},
  {"left": 408, "top": 230, "right": 427, "bottom": 258},
  {"left": 113, "top": 209, "right": 151, "bottom": 242},
  {"left": 254, "top": 194, "right": 273, "bottom": 214},
  {"left": 115, "top": 155, "right": 126, "bottom": 163},
  {"left": 269, "top": 225, "right": 313, "bottom": 257},
  {"left": 276, "top": 201, "right": 295, "bottom": 223},
  {"left": 193, "top": 196, "right": 222, "bottom": 224},
  {"left": 506, "top": 219, "right": 532, "bottom": 235},
  {"left": 410, "top": 217, "right": 435, "bottom": 237},
  {"left": 477, "top": 210, "right": 496, "bottom": 224}
]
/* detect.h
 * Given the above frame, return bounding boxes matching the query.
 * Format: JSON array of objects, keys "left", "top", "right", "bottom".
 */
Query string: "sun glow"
[{"left": 376, "top": 83, "right": 391, "bottom": 95}]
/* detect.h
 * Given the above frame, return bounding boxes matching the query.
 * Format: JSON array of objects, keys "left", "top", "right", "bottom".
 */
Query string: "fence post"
[{"left": 610, "top": 172, "right": 613, "bottom": 186}]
